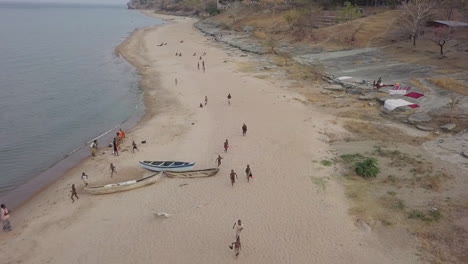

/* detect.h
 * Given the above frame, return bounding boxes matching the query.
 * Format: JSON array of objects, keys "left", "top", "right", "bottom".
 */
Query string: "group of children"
[{"left": 75, "top": 128, "right": 140, "bottom": 202}]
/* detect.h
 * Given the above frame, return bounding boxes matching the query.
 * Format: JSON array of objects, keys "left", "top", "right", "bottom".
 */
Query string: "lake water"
[{"left": 0, "top": 2, "right": 162, "bottom": 206}]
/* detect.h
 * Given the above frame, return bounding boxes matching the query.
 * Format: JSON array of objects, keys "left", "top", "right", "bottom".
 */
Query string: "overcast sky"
[{"left": 0, "top": 0, "right": 128, "bottom": 5}]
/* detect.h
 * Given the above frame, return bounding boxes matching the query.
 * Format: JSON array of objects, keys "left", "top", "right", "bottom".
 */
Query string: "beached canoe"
[
  {"left": 84, "top": 172, "right": 161, "bottom": 195},
  {"left": 139, "top": 161, "right": 195, "bottom": 172},
  {"left": 164, "top": 168, "right": 220, "bottom": 178}
]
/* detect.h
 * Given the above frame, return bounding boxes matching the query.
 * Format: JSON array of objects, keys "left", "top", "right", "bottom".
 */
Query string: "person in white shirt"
[
  {"left": 233, "top": 219, "right": 244, "bottom": 239},
  {"left": 1, "top": 204, "right": 12, "bottom": 232},
  {"left": 81, "top": 172, "right": 88, "bottom": 187}
]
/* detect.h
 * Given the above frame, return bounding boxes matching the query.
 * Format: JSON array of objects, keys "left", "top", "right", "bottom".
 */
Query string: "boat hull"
[
  {"left": 84, "top": 173, "right": 161, "bottom": 195},
  {"left": 164, "top": 168, "right": 220, "bottom": 178},
  {"left": 139, "top": 161, "right": 195, "bottom": 172}
]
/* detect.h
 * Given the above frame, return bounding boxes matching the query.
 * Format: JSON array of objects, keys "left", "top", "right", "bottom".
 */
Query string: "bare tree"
[
  {"left": 441, "top": 0, "right": 466, "bottom": 20},
  {"left": 228, "top": 1, "right": 242, "bottom": 23},
  {"left": 448, "top": 93, "right": 461, "bottom": 123},
  {"left": 264, "top": 38, "right": 278, "bottom": 54},
  {"left": 400, "top": 0, "right": 436, "bottom": 46},
  {"left": 277, "top": 51, "right": 292, "bottom": 66},
  {"left": 431, "top": 26, "right": 453, "bottom": 56}
]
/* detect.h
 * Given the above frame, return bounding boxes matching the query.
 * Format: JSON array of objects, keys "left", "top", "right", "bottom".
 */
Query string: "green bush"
[
  {"left": 205, "top": 2, "right": 219, "bottom": 15},
  {"left": 354, "top": 158, "right": 379, "bottom": 178},
  {"left": 320, "top": 160, "right": 333, "bottom": 166},
  {"left": 408, "top": 209, "right": 441, "bottom": 222}
]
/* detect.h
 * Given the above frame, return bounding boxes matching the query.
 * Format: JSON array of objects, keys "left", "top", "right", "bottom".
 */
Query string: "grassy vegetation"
[
  {"left": 311, "top": 177, "right": 328, "bottom": 192},
  {"left": 343, "top": 121, "right": 432, "bottom": 146},
  {"left": 430, "top": 78, "right": 468, "bottom": 96},
  {"left": 355, "top": 158, "right": 380, "bottom": 178},
  {"left": 339, "top": 153, "right": 365, "bottom": 163},
  {"left": 320, "top": 160, "right": 333, "bottom": 166},
  {"left": 408, "top": 209, "right": 442, "bottom": 222},
  {"left": 409, "top": 78, "right": 430, "bottom": 92}
]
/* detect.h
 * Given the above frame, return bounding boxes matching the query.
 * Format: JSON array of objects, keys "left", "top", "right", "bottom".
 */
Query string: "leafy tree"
[{"left": 337, "top": 1, "right": 361, "bottom": 23}]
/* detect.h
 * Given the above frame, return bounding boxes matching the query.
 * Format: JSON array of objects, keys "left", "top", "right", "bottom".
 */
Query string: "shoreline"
[
  {"left": 0, "top": 12, "right": 416, "bottom": 263},
  {"left": 0, "top": 14, "right": 162, "bottom": 210}
]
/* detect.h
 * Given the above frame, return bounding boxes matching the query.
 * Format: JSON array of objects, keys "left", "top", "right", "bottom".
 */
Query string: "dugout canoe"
[
  {"left": 163, "top": 168, "right": 220, "bottom": 178},
  {"left": 139, "top": 160, "right": 195, "bottom": 172},
  {"left": 84, "top": 172, "right": 161, "bottom": 195}
]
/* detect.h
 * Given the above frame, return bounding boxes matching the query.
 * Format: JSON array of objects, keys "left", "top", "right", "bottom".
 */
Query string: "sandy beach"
[{"left": 0, "top": 14, "right": 416, "bottom": 263}]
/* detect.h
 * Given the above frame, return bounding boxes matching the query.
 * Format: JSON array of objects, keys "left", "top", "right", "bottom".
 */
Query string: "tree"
[
  {"left": 400, "top": 0, "right": 436, "bottom": 46},
  {"left": 264, "top": 37, "right": 278, "bottom": 54},
  {"left": 227, "top": 1, "right": 242, "bottom": 23},
  {"left": 337, "top": 1, "right": 361, "bottom": 23},
  {"left": 441, "top": 0, "right": 467, "bottom": 20},
  {"left": 431, "top": 26, "right": 453, "bottom": 56},
  {"left": 283, "top": 9, "right": 301, "bottom": 29},
  {"left": 277, "top": 51, "right": 292, "bottom": 66}
]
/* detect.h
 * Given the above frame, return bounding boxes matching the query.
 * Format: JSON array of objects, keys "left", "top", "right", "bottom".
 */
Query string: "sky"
[{"left": 0, "top": 0, "right": 128, "bottom": 5}]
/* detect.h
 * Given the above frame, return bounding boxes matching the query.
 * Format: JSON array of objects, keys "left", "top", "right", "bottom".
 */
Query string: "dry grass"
[
  {"left": 430, "top": 78, "right": 468, "bottom": 96},
  {"left": 235, "top": 61, "right": 258, "bottom": 73},
  {"left": 343, "top": 120, "right": 431, "bottom": 145},
  {"left": 409, "top": 78, "right": 430, "bottom": 93},
  {"left": 344, "top": 175, "right": 405, "bottom": 226},
  {"left": 310, "top": 10, "right": 401, "bottom": 50}
]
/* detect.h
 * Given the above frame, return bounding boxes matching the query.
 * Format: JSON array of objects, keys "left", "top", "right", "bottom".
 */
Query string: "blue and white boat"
[{"left": 139, "top": 161, "right": 195, "bottom": 172}]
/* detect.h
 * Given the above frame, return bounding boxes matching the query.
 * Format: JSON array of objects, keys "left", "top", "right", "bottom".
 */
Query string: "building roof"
[{"left": 428, "top": 20, "right": 468, "bottom": 27}]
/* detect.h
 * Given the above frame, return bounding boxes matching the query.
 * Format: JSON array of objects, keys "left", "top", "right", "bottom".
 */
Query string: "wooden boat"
[
  {"left": 164, "top": 168, "right": 220, "bottom": 178},
  {"left": 139, "top": 161, "right": 195, "bottom": 172},
  {"left": 84, "top": 172, "right": 161, "bottom": 195}
]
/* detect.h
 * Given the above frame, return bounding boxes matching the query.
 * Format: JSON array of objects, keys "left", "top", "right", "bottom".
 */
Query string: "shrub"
[
  {"left": 408, "top": 209, "right": 441, "bottom": 222},
  {"left": 340, "top": 153, "right": 365, "bottom": 163},
  {"left": 205, "top": 2, "right": 219, "bottom": 15},
  {"left": 337, "top": 1, "right": 361, "bottom": 23},
  {"left": 354, "top": 158, "right": 379, "bottom": 178},
  {"left": 320, "top": 160, "right": 333, "bottom": 166}
]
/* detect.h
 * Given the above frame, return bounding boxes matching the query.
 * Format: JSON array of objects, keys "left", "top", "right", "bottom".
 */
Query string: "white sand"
[{"left": 0, "top": 15, "right": 414, "bottom": 263}]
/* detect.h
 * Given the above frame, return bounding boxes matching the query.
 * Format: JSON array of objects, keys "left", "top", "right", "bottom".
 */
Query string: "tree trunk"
[
  {"left": 440, "top": 44, "right": 444, "bottom": 56},
  {"left": 413, "top": 36, "right": 416, "bottom": 46}
]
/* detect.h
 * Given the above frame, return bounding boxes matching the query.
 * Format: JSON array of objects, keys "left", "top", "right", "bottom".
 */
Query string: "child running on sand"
[
  {"left": 113, "top": 137, "right": 119, "bottom": 156},
  {"left": 233, "top": 219, "right": 244, "bottom": 239},
  {"left": 205, "top": 96, "right": 208, "bottom": 105},
  {"left": 245, "top": 165, "right": 252, "bottom": 182},
  {"left": 228, "top": 236, "right": 241, "bottom": 257},
  {"left": 70, "top": 184, "right": 79, "bottom": 203},
  {"left": 132, "top": 141, "right": 139, "bottom": 153},
  {"left": 216, "top": 155, "right": 223, "bottom": 167},
  {"left": 110, "top": 163, "right": 117, "bottom": 177},
  {"left": 81, "top": 172, "right": 88, "bottom": 187},
  {"left": 230, "top": 170, "right": 238, "bottom": 187},
  {"left": 242, "top": 123, "right": 247, "bottom": 136},
  {"left": 90, "top": 140, "right": 97, "bottom": 157},
  {"left": 227, "top": 93, "right": 231, "bottom": 106},
  {"left": 224, "top": 139, "right": 229, "bottom": 153},
  {"left": 1, "top": 204, "right": 12, "bottom": 232}
]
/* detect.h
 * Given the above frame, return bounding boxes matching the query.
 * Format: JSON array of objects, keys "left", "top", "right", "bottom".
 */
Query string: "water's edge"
[{"left": 2, "top": 21, "right": 161, "bottom": 209}]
